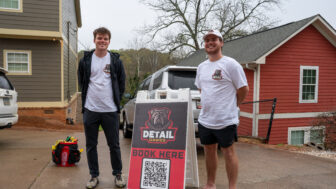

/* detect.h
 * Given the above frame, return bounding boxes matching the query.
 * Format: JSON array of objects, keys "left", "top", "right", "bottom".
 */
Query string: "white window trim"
[
  {"left": 3, "top": 50, "right": 32, "bottom": 75},
  {"left": 299, "top": 66, "right": 319, "bottom": 103},
  {"left": 288, "top": 126, "right": 325, "bottom": 145},
  {"left": 0, "top": 0, "right": 22, "bottom": 12}
]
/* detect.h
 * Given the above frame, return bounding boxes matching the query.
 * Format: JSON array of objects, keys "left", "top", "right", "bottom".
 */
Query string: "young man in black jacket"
[{"left": 78, "top": 27, "right": 126, "bottom": 189}]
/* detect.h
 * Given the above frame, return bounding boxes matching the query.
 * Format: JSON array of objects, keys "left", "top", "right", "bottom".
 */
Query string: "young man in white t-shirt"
[
  {"left": 195, "top": 30, "right": 249, "bottom": 189},
  {"left": 78, "top": 27, "right": 126, "bottom": 189}
]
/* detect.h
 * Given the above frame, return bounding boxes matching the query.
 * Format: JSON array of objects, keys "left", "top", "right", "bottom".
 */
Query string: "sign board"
[{"left": 128, "top": 89, "right": 199, "bottom": 189}]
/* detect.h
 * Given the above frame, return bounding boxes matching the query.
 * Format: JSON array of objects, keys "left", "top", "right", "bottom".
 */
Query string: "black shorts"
[{"left": 198, "top": 123, "right": 238, "bottom": 148}]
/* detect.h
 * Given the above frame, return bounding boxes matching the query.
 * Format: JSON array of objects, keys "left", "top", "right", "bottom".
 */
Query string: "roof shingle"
[{"left": 178, "top": 15, "right": 319, "bottom": 66}]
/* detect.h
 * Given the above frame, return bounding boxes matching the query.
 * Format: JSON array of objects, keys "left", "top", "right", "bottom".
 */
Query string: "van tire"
[{"left": 123, "top": 117, "right": 132, "bottom": 138}]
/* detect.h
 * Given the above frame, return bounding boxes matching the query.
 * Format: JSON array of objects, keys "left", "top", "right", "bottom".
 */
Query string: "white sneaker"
[
  {"left": 86, "top": 177, "right": 99, "bottom": 189},
  {"left": 115, "top": 174, "right": 126, "bottom": 188}
]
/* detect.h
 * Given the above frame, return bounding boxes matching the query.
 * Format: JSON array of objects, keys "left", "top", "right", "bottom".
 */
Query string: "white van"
[
  {"left": 0, "top": 68, "right": 18, "bottom": 129},
  {"left": 120, "top": 65, "right": 200, "bottom": 138}
]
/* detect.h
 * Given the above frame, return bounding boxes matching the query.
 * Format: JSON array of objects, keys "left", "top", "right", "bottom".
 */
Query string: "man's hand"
[{"left": 237, "top": 86, "right": 249, "bottom": 106}]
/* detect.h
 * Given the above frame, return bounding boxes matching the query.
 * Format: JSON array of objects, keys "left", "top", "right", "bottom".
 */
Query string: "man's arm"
[
  {"left": 237, "top": 86, "right": 249, "bottom": 106},
  {"left": 77, "top": 59, "right": 84, "bottom": 89},
  {"left": 117, "top": 59, "right": 126, "bottom": 98}
]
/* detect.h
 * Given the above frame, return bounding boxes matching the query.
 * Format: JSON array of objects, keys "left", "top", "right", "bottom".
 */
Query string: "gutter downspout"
[
  {"left": 67, "top": 21, "right": 71, "bottom": 103},
  {"left": 66, "top": 21, "right": 74, "bottom": 125}
]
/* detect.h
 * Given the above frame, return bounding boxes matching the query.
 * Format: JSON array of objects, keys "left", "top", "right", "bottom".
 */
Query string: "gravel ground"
[
  {"left": 239, "top": 137, "right": 336, "bottom": 161},
  {"left": 297, "top": 149, "right": 336, "bottom": 160}
]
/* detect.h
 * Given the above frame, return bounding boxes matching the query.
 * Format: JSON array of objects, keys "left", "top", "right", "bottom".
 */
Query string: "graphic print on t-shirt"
[
  {"left": 212, "top": 69, "right": 222, "bottom": 80},
  {"left": 103, "top": 64, "right": 110, "bottom": 74}
]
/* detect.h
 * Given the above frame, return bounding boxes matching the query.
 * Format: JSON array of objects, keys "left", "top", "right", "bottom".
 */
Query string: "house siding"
[
  {"left": 258, "top": 25, "right": 336, "bottom": 144},
  {"left": 62, "top": 0, "right": 79, "bottom": 103},
  {"left": 240, "top": 68, "right": 254, "bottom": 112},
  {"left": 0, "top": 38, "right": 61, "bottom": 102},
  {"left": 0, "top": 0, "right": 59, "bottom": 31},
  {"left": 258, "top": 118, "right": 315, "bottom": 144},
  {"left": 63, "top": 42, "right": 78, "bottom": 102},
  {"left": 238, "top": 117, "right": 253, "bottom": 136},
  {"left": 62, "top": 0, "right": 78, "bottom": 51},
  {"left": 260, "top": 25, "right": 336, "bottom": 114},
  {"left": 238, "top": 68, "right": 254, "bottom": 136}
]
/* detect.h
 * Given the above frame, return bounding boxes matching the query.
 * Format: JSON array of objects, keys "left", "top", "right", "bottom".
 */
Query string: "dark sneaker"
[
  {"left": 86, "top": 177, "right": 99, "bottom": 189},
  {"left": 115, "top": 174, "right": 126, "bottom": 188}
]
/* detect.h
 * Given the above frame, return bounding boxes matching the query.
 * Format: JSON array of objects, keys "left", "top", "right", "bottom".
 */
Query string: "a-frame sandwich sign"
[{"left": 127, "top": 89, "right": 199, "bottom": 189}]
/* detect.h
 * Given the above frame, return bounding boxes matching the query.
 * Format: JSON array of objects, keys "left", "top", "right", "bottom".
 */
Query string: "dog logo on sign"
[
  {"left": 147, "top": 108, "right": 172, "bottom": 130},
  {"left": 140, "top": 107, "right": 177, "bottom": 144}
]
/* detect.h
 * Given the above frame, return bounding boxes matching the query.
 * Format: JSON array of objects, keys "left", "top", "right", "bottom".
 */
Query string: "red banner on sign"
[{"left": 128, "top": 148, "right": 186, "bottom": 189}]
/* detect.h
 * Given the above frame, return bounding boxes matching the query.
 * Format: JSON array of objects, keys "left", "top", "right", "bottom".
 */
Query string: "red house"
[{"left": 178, "top": 15, "right": 336, "bottom": 145}]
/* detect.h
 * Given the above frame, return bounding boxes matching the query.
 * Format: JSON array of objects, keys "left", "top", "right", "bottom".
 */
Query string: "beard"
[{"left": 205, "top": 45, "right": 222, "bottom": 55}]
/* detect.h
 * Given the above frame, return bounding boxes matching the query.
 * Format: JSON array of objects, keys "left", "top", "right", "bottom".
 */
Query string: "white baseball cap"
[{"left": 203, "top": 30, "right": 223, "bottom": 40}]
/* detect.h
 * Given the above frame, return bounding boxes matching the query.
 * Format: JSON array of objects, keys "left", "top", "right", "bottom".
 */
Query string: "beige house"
[{"left": 0, "top": 0, "right": 82, "bottom": 123}]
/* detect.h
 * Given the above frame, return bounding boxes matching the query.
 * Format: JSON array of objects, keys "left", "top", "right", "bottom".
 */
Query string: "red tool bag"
[{"left": 52, "top": 141, "right": 81, "bottom": 167}]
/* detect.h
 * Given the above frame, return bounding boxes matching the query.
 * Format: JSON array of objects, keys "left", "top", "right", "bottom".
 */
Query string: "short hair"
[{"left": 93, "top": 27, "right": 111, "bottom": 40}]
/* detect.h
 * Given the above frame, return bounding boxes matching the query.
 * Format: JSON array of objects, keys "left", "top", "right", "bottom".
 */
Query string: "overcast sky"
[{"left": 77, "top": 0, "right": 336, "bottom": 51}]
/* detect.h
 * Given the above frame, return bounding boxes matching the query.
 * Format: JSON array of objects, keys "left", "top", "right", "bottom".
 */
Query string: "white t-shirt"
[
  {"left": 195, "top": 56, "right": 247, "bottom": 129},
  {"left": 85, "top": 53, "right": 118, "bottom": 112}
]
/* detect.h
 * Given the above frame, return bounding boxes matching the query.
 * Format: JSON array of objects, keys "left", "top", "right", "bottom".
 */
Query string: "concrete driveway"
[{"left": 0, "top": 128, "right": 335, "bottom": 189}]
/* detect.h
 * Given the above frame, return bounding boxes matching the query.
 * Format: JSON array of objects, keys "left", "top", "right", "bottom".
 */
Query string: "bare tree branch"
[{"left": 139, "top": 0, "right": 281, "bottom": 57}]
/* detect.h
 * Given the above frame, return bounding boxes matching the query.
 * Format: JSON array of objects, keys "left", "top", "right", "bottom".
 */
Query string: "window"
[
  {"left": 290, "top": 130, "right": 304, "bottom": 145},
  {"left": 310, "top": 129, "right": 324, "bottom": 144},
  {"left": 288, "top": 126, "right": 324, "bottom": 145},
  {"left": 168, "top": 70, "right": 198, "bottom": 90},
  {"left": 299, "top": 66, "right": 318, "bottom": 103},
  {"left": 4, "top": 50, "right": 32, "bottom": 75},
  {"left": 0, "top": 0, "right": 21, "bottom": 11},
  {"left": 0, "top": 73, "right": 13, "bottom": 90},
  {"left": 138, "top": 82, "right": 144, "bottom": 91},
  {"left": 142, "top": 76, "right": 152, "bottom": 90},
  {"left": 152, "top": 71, "right": 163, "bottom": 90}
]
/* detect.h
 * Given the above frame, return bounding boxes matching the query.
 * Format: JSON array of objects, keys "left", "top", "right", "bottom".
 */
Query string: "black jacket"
[{"left": 78, "top": 50, "right": 126, "bottom": 113}]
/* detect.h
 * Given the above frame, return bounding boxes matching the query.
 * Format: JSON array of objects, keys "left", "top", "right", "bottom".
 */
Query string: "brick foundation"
[
  {"left": 19, "top": 107, "right": 67, "bottom": 123},
  {"left": 18, "top": 92, "right": 83, "bottom": 125}
]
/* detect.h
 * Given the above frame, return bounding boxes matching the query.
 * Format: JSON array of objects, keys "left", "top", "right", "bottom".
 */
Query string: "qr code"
[{"left": 140, "top": 158, "right": 170, "bottom": 189}]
